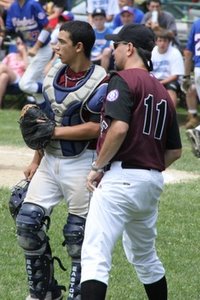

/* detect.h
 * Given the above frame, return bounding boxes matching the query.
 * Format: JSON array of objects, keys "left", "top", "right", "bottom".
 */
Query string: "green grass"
[
  {"left": 0, "top": 109, "right": 25, "bottom": 147},
  {"left": 1, "top": 108, "right": 200, "bottom": 299}
]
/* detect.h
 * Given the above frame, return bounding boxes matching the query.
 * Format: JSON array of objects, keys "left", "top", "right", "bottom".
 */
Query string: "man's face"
[
  {"left": 148, "top": 1, "right": 161, "bottom": 12},
  {"left": 55, "top": 30, "right": 77, "bottom": 65},
  {"left": 156, "top": 37, "right": 170, "bottom": 53},
  {"left": 120, "top": 12, "right": 134, "bottom": 25},
  {"left": 113, "top": 42, "right": 129, "bottom": 70}
]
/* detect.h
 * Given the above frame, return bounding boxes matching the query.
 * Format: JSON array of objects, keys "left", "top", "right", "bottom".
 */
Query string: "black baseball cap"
[
  {"left": 105, "top": 24, "right": 155, "bottom": 52},
  {"left": 92, "top": 8, "right": 106, "bottom": 17}
]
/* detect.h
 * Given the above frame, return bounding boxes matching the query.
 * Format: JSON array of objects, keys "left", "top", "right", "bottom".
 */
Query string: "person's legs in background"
[
  {"left": 0, "top": 64, "right": 18, "bottom": 108},
  {"left": 19, "top": 44, "right": 52, "bottom": 104},
  {"left": 185, "top": 84, "right": 199, "bottom": 129}
]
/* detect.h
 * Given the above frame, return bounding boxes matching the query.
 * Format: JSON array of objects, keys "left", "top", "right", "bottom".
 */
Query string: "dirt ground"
[
  {"left": 0, "top": 145, "right": 199, "bottom": 189},
  {"left": 0, "top": 145, "right": 34, "bottom": 188}
]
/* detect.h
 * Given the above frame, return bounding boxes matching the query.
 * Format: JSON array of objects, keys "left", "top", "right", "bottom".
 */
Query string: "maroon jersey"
[{"left": 98, "top": 69, "right": 182, "bottom": 171}]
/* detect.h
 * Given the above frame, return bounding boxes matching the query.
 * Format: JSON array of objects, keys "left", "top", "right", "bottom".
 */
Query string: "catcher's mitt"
[{"left": 19, "top": 104, "right": 55, "bottom": 150}]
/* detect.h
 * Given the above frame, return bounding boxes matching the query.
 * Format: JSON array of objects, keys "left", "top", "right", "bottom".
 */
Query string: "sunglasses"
[{"left": 113, "top": 41, "right": 129, "bottom": 50}]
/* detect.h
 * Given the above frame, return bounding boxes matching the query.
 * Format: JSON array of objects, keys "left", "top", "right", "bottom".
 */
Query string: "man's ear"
[{"left": 76, "top": 41, "right": 84, "bottom": 53}]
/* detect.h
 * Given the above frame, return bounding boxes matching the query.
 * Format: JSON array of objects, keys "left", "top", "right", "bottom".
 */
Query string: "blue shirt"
[
  {"left": 6, "top": 0, "right": 50, "bottom": 47},
  {"left": 186, "top": 18, "right": 200, "bottom": 67},
  {"left": 91, "top": 27, "right": 113, "bottom": 60},
  {"left": 112, "top": 7, "right": 144, "bottom": 29}
]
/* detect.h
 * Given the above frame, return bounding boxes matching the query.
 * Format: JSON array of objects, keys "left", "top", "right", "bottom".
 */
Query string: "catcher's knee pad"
[
  {"left": 63, "top": 214, "right": 86, "bottom": 259},
  {"left": 16, "top": 202, "right": 48, "bottom": 253}
]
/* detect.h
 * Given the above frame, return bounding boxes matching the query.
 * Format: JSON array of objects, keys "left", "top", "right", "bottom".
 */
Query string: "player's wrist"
[{"left": 91, "top": 161, "right": 104, "bottom": 173}]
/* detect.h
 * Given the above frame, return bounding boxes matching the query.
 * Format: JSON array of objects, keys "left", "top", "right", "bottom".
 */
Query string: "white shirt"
[
  {"left": 87, "top": 0, "right": 119, "bottom": 15},
  {"left": 151, "top": 44, "right": 184, "bottom": 80}
]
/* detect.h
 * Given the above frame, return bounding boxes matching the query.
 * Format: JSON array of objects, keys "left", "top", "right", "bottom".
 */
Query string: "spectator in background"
[
  {"left": 91, "top": 8, "right": 113, "bottom": 65},
  {"left": 46, "top": 0, "right": 66, "bottom": 30},
  {"left": 151, "top": 29, "right": 184, "bottom": 107},
  {"left": 87, "top": 0, "right": 119, "bottom": 25},
  {"left": 135, "top": 0, "right": 148, "bottom": 13},
  {"left": 6, "top": 0, "right": 53, "bottom": 104},
  {"left": 101, "top": 6, "right": 134, "bottom": 72},
  {"left": 50, "top": 10, "right": 74, "bottom": 46},
  {"left": 0, "top": 34, "right": 28, "bottom": 108},
  {"left": 141, "top": 0, "right": 180, "bottom": 48},
  {"left": 112, "top": 0, "right": 144, "bottom": 29},
  {"left": 184, "top": 83, "right": 199, "bottom": 129}
]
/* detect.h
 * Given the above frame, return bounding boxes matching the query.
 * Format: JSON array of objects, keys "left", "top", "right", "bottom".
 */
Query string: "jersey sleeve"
[
  {"left": 33, "top": 1, "right": 49, "bottom": 28},
  {"left": 166, "top": 110, "right": 182, "bottom": 150},
  {"left": 105, "top": 75, "right": 134, "bottom": 123},
  {"left": 5, "top": 6, "right": 15, "bottom": 30}
]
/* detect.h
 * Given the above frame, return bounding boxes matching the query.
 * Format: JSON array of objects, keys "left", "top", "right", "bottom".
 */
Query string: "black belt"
[{"left": 104, "top": 162, "right": 151, "bottom": 172}]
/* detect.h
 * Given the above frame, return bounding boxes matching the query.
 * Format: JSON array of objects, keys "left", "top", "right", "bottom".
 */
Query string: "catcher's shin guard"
[
  {"left": 25, "top": 248, "right": 66, "bottom": 300},
  {"left": 63, "top": 214, "right": 86, "bottom": 299},
  {"left": 25, "top": 243, "right": 59, "bottom": 299},
  {"left": 16, "top": 203, "right": 65, "bottom": 299},
  {"left": 68, "top": 261, "right": 81, "bottom": 300}
]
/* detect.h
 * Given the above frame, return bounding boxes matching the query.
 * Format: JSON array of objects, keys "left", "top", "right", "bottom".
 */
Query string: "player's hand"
[
  {"left": 86, "top": 170, "right": 104, "bottom": 192},
  {"left": 24, "top": 162, "right": 39, "bottom": 181}
]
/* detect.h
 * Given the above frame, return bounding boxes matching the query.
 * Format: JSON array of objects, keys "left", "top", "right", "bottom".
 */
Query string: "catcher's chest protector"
[
  {"left": 43, "top": 63, "right": 106, "bottom": 124},
  {"left": 42, "top": 63, "right": 107, "bottom": 157}
]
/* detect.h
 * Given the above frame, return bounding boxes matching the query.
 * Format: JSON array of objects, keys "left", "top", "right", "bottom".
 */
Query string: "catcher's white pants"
[
  {"left": 81, "top": 162, "right": 165, "bottom": 285},
  {"left": 24, "top": 150, "right": 96, "bottom": 217}
]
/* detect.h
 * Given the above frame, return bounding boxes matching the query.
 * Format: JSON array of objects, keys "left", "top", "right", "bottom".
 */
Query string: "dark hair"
[
  {"left": 154, "top": 29, "right": 174, "bottom": 41},
  {"left": 13, "top": 31, "right": 25, "bottom": 43},
  {"left": 147, "top": 0, "right": 161, "bottom": 5},
  {"left": 60, "top": 20, "right": 95, "bottom": 59},
  {"left": 137, "top": 48, "right": 153, "bottom": 71}
]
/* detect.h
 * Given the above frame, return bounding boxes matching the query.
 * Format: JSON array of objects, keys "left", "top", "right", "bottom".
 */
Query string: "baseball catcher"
[
  {"left": 13, "top": 20, "right": 108, "bottom": 300},
  {"left": 19, "top": 104, "right": 55, "bottom": 150}
]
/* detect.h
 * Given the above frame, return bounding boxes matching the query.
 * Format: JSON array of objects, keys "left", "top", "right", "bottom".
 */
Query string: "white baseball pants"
[
  {"left": 81, "top": 162, "right": 165, "bottom": 285},
  {"left": 24, "top": 150, "right": 96, "bottom": 217}
]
